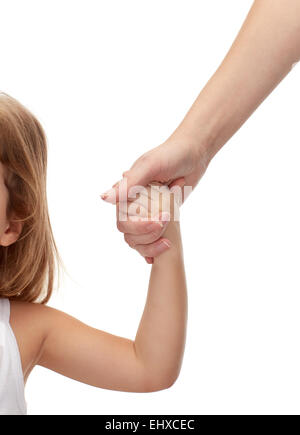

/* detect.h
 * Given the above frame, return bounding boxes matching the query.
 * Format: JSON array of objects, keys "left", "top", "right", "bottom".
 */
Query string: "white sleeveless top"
[{"left": 0, "top": 298, "right": 27, "bottom": 415}]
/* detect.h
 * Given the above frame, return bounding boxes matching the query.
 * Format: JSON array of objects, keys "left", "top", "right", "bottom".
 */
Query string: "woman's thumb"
[{"left": 101, "top": 159, "right": 153, "bottom": 204}]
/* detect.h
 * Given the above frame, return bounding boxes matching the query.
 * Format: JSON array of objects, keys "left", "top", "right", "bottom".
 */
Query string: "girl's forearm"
[
  {"left": 171, "top": 0, "right": 300, "bottom": 162},
  {"left": 134, "top": 222, "right": 187, "bottom": 391}
]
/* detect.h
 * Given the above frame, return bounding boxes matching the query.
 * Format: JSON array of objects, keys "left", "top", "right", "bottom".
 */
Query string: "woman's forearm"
[
  {"left": 171, "top": 0, "right": 300, "bottom": 162},
  {"left": 134, "top": 222, "right": 187, "bottom": 391}
]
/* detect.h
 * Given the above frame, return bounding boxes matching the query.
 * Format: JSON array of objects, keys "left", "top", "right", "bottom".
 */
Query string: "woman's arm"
[
  {"left": 108, "top": 0, "right": 300, "bottom": 259},
  {"left": 174, "top": 0, "right": 300, "bottom": 162},
  {"left": 10, "top": 193, "right": 187, "bottom": 392}
]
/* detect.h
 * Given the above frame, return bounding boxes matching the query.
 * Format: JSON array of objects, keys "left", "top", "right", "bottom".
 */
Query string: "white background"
[{"left": 1, "top": 0, "right": 300, "bottom": 415}]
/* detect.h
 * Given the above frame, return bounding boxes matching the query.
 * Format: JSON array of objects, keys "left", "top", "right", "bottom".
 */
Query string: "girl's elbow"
[{"left": 140, "top": 372, "right": 179, "bottom": 393}]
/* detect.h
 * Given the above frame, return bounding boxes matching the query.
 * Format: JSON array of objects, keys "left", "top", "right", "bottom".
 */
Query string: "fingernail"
[
  {"left": 161, "top": 239, "right": 171, "bottom": 249},
  {"left": 100, "top": 188, "right": 116, "bottom": 203}
]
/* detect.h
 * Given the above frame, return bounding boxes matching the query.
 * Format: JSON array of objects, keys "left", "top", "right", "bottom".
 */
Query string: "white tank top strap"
[
  {"left": 0, "top": 298, "right": 9, "bottom": 323},
  {"left": 0, "top": 298, "right": 27, "bottom": 415}
]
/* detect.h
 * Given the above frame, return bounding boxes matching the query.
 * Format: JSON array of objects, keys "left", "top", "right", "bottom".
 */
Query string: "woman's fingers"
[
  {"left": 133, "top": 238, "right": 171, "bottom": 258},
  {"left": 117, "top": 218, "right": 159, "bottom": 235},
  {"left": 145, "top": 256, "right": 154, "bottom": 264},
  {"left": 124, "top": 221, "right": 169, "bottom": 246}
]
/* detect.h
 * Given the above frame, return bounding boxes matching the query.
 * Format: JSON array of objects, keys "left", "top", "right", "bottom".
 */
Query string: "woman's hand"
[
  {"left": 104, "top": 136, "right": 208, "bottom": 262},
  {"left": 103, "top": 0, "right": 300, "bottom": 261},
  {"left": 102, "top": 136, "right": 208, "bottom": 204}
]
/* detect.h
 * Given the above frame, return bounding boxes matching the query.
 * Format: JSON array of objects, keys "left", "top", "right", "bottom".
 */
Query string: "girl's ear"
[{"left": 0, "top": 216, "right": 23, "bottom": 247}]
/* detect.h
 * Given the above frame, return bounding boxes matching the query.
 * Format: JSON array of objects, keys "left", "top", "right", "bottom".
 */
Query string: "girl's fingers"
[
  {"left": 115, "top": 184, "right": 174, "bottom": 261},
  {"left": 117, "top": 202, "right": 148, "bottom": 220}
]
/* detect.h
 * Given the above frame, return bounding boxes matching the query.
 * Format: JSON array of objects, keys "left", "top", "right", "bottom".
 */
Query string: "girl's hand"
[{"left": 117, "top": 183, "right": 180, "bottom": 263}]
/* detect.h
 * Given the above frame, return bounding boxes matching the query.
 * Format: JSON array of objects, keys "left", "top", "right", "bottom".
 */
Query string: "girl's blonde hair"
[{"left": 0, "top": 92, "right": 62, "bottom": 303}]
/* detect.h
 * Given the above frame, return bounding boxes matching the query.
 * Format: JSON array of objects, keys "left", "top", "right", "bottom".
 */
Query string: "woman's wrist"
[
  {"left": 167, "top": 76, "right": 233, "bottom": 168},
  {"left": 167, "top": 119, "right": 217, "bottom": 176}
]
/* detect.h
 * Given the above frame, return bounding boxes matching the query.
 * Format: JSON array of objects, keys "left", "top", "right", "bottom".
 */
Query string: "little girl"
[{"left": 0, "top": 92, "right": 187, "bottom": 415}]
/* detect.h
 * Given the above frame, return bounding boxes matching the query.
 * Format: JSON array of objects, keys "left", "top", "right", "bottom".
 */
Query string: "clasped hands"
[
  {"left": 105, "top": 182, "right": 181, "bottom": 264},
  {"left": 101, "top": 137, "right": 207, "bottom": 262}
]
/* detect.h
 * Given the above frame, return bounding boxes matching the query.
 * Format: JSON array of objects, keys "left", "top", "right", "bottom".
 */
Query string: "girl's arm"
[
  {"left": 10, "top": 197, "right": 187, "bottom": 392},
  {"left": 134, "top": 220, "right": 187, "bottom": 389}
]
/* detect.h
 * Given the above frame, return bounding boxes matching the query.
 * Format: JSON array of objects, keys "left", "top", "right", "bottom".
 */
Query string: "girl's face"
[{"left": 0, "top": 162, "right": 22, "bottom": 247}]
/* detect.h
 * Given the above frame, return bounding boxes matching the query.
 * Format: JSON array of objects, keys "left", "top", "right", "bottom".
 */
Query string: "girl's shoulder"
[{"left": 9, "top": 301, "right": 53, "bottom": 382}]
